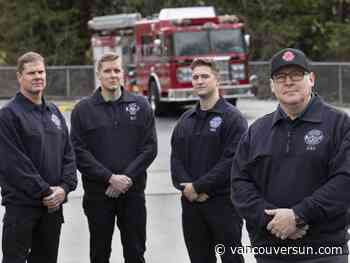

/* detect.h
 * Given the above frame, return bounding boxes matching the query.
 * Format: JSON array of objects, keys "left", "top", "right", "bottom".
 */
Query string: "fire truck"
[{"left": 88, "top": 6, "right": 257, "bottom": 115}]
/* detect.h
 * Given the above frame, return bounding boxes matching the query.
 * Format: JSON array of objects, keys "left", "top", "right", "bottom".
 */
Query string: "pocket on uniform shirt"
[
  {"left": 119, "top": 121, "right": 144, "bottom": 138},
  {"left": 83, "top": 123, "right": 111, "bottom": 137},
  {"left": 22, "top": 128, "right": 42, "bottom": 149},
  {"left": 45, "top": 125, "right": 64, "bottom": 134},
  {"left": 23, "top": 127, "right": 41, "bottom": 137}
]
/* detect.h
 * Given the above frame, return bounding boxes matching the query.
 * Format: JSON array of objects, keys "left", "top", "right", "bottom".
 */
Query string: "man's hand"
[
  {"left": 42, "top": 186, "right": 66, "bottom": 209},
  {"left": 196, "top": 193, "right": 210, "bottom": 203},
  {"left": 105, "top": 185, "right": 121, "bottom": 198},
  {"left": 265, "top": 208, "right": 297, "bottom": 240},
  {"left": 180, "top": 183, "right": 198, "bottom": 202},
  {"left": 108, "top": 174, "right": 133, "bottom": 193},
  {"left": 288, "top": 225, "right": 309, "bottom": 240}
]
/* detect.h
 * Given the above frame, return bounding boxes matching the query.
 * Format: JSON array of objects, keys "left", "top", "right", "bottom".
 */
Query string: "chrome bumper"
[{"left": 160, "top": 84, "right": 254, "bottom": 102}]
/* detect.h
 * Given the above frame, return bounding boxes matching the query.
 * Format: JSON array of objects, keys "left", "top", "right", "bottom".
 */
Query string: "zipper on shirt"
[
  {"left": 107, "top": 102, "right": 118, "bottom": 127},
  {"left": 286, "top": 130, "right": 292, "bottom": 153}
]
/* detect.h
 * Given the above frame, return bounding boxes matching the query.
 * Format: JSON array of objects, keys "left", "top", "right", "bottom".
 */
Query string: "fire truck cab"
[{"left": 89, "top": 7, "right": 257, "bottom": 115}]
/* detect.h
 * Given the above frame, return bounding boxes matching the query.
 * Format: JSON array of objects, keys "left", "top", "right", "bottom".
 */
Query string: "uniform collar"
[
  {"left": 189, "top": 97, "right": 227, "bottom": 117},
  {"left": 271, "top": 94, "right": 323, "bottom": 128},
  {"left": 92, "top": 87, "right": 135, "bottom": 105},
  {"left": 15, "top": 92, "right": 50, "bottom": 112}
]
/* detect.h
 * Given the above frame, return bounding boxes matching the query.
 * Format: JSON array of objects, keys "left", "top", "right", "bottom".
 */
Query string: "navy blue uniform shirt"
[
  {"left": 71, "top": 88, "right": 157, "bottom": 197},
  {"left": 231, "top": 95, "right": 350, "bottom": 255},
  {"left": 171, "top": 97, "right": 248, "bottom": 196},
  {"left": 0, "top": 92, "right": 77, "bottom": 206}
]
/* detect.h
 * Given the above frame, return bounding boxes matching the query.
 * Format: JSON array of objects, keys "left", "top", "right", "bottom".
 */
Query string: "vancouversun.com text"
[{"left": 215, "top": 244, "right": 344, "bottom": 257}]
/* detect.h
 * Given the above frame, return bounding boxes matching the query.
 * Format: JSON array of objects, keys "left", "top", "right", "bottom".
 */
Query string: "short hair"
[
  {"left": 17, "top": 52, "right": 44, "bottom": 74},
  {"left": 190, "top": 58, "right": 219, "bottom": 76},
  {"left": 96, "top": 53, "right": 119, "bottom": 73}
]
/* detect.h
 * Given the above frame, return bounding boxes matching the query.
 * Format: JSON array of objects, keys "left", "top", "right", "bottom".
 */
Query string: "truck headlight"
[
  {"left": 231, "top": 64, "right": 245, "bottom": 80},
  {"left": 176, "top": 67, "right": 192, "bottom": 83}
]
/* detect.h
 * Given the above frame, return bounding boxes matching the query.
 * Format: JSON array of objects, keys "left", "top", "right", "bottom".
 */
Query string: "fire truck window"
[
  {"left": 153, "top": 45, "right": 161, "bottom": 56},
  {"left": 210, "top": 29, "right": 246, "bottom": 53},
  {"left": 173, "top": 32, "right": 210, "bottom": 56},
  {"left": 164, "top": 35, "right": 174, "bottom": 56},
  {"left": 153, "top": 37, "right": 162, "bottom": 56},
  {"left": 141, "top": 35, "right": 153, "bottom": 56}
]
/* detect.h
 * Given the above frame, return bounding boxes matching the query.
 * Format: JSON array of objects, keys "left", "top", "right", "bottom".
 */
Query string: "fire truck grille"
[{"left": 215, "top": 60, "right": 231, "bottom": 84}]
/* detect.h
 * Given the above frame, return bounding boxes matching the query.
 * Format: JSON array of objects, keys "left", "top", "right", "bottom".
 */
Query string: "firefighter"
[
  {"left": 231, "top": 48, "right": 350, "bottom": 263},
  {"left": 71, "top": 52, "right": 157, "bottom": 263},
  {"left": 0, "top": 51, "right": 77, "bottom": 263},
  {"left": 171, "top": 57, "right": 247, "bottom": 263}
]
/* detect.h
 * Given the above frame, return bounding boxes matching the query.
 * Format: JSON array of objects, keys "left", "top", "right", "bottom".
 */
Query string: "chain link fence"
[
  {"left": 0, "top": 63, "right": 349, "bottom": 104},
  {"left": 250, "top": 62, "right": 350, "bottom": 104},
  {"left": 0, "top": 65, "right": 95, "bottom": 99}
]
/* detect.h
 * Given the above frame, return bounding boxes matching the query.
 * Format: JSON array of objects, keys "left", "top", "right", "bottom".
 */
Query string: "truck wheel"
[
  {"left": 148, "top": 81, "right": 166, "bottom": 116},
  {"left": 227, "top": 98, "right": 237, "bottom": 106}
]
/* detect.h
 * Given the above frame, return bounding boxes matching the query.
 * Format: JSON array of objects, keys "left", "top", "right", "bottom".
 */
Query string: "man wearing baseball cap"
[
  {"left": 231, "top": 48, "right": 350, "bottom": 262},
  {"left": 270, "top": 48, "right": 310, "bottom": 77}
]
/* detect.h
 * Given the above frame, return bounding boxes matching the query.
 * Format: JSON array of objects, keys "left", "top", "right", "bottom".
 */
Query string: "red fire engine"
[{"left": 89, "top": 6, "right": 257, "bottom": 115}]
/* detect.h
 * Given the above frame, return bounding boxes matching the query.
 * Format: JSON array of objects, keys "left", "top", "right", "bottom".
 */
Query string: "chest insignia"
[
  {"left": 209, "top": 116, "right": 222, "bottom": 132},
  {"left": 51, "top": 114, "right": 62, "bottom": 130},
  {"left": 126, "top": 103, "right": 140, "bottom": 120},
  {"left": 304, "top": 129, "right": 324, "bottom": 151}
]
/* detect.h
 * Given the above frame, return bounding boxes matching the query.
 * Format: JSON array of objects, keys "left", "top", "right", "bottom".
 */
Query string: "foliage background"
[{"left": 0, "top": 0, "right": 349, "bottom": 65}]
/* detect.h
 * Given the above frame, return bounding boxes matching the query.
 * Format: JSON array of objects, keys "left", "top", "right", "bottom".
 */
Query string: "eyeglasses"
[{"left": 273, "top": 70, "right": 308, "bottom": 83}]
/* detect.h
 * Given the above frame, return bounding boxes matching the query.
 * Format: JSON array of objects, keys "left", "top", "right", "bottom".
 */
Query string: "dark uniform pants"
[
  {"left": 83, "top": 192, "right": 146, "bottom": 263},
  {"left": 257, "top": 255, "right": 348, "bottom": 263},
  {"left": 2, "top": 205, "right": 63, "bottom": 263},
  {"left": 181, "top": 195, "right": 244, "bottom": 263}
]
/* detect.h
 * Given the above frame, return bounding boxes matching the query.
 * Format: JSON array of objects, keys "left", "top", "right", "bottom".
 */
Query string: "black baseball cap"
[{"left": 270, "top": 48, "right": 310, "bottom": 77}]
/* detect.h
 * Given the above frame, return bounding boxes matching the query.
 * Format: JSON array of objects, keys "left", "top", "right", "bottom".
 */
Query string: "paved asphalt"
[{"left": 0, "top": 98, "right": 349, "bottom": 263}]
